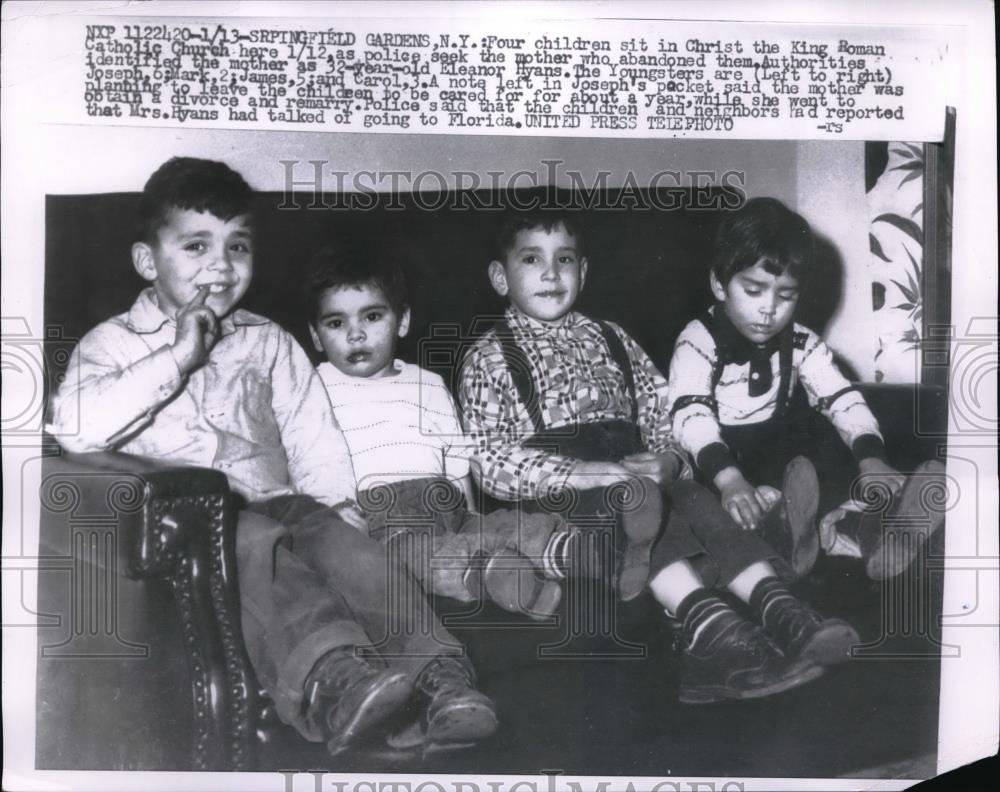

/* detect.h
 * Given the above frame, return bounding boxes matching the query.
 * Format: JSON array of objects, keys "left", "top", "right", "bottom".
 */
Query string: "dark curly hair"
[
  {"left": 136, "top": 157, "right": 254, "bottom": 243},
  {"left": 493, "top": 207, "right": 585, "bottom": 262},
  {"left": 304, "top": 239, "right": 408, "bottom": 324},
  {"left": 711, "top": 197, "right": 814, "bottom": 285}
]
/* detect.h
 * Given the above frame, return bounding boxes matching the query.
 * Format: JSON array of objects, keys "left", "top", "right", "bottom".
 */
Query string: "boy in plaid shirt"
[{"left": 459, "top": 207, "right": 857, "bottom": 704}]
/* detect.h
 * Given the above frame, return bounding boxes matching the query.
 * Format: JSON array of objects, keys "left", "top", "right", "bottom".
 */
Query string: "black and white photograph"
[{"left": 2, "top": 2, "right": 997, "bottom": 791}]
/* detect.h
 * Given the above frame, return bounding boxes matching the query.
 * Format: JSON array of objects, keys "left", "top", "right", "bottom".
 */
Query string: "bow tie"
[{"left": 714, "top": 312, "right": 784, "bottom": 397}]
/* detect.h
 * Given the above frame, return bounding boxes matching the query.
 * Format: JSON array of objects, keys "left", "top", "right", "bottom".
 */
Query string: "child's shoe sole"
[
  {"left": 425, "top": 696, "right": 499, "bottom": 745},
  {"left": 865, "top": 461, "right": 947, "bottom": 581},
  {"left": 477, "top": 549, "right": 563, "bottom": 620},
  {"left": 679, "top": 659, "right": 825, "bottom": 705},
  {"left": 325, "top": 672, "right": 414, "bottom": 756},
  {"left": 385, "top": 701, "right": 498, "bottom": 755},
  {"left": 616, "top": 477, "right": 662, "bottom": 601},
  {"left": 761, "top": 456, "right": 820, "bottom": 580}
]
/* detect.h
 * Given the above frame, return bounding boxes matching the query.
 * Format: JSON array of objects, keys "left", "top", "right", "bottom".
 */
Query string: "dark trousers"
[
  {"left": 650, "top": 479, "right": 783, "bottom": 587},
  {"left": 360, "top": 477, "right": 565, "bottom": 601},
  {"left": 522, "top": 420, "right": 779, "bottom": 588},
  {"left": 238, "top": 494, "right": 464, "bottom": 741}
]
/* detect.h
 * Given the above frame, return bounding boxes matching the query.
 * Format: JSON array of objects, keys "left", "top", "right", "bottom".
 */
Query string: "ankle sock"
[
  {"left": 749, "top": 576, "right": 797, "bottom": 632},
  {"left": 542, "top": 530, "right": 573, "bottom": 579},
  {"left": 543, "top": 529, "right": 612, "bottom": 580},
  {"left": 462, "top": 551, "right": 489, "bottom": 593},
  {"left": 675, "top": 589, "right": 734, "bottom": 651}
]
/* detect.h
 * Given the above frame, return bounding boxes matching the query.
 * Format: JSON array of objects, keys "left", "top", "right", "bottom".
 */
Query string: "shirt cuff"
[
  {"left": 696, "top": 442, "right": 738, "bottom": 481},
  {"left": 851, "top": 433, "right": 888, "bottom": 463}
]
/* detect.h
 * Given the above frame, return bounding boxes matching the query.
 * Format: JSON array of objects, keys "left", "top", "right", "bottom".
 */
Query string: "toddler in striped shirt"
[
  {"left": 668, "top": 197, "right": 945, "bottom": 580},
  {"left": 306, "top": 240, "right": 574, "bottom": 623}
]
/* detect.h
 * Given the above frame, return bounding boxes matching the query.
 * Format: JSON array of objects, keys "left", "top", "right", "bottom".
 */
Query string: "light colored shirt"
[
  {"left": 667, "top": 309, "right": 884, "bottom": 478},
  {"left": 317, "top": 360, "right": 470, "bottom": 492},
  {"left": 458, "top": 306, "right": 681, "bottom": 501},
  {"left": 49, "top": 288, "right": 357, "bottom": 506}
]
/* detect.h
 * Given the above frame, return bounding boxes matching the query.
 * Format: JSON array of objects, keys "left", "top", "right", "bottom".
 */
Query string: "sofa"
[{"left": 35, "top": 190, "right": 950, "bottom": 775}]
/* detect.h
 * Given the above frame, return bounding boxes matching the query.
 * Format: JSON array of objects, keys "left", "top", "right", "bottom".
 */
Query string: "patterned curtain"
[{"left": 866, "top": 142, "right": 924, "bottom": 383}]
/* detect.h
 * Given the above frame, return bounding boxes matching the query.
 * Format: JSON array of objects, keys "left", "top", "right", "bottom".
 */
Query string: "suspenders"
[
  {"left": 491, "top": 317, "right": 638, "bottom": 435},
  {"left": 774, "top": 331, "right": 795, "bottom": 418}
]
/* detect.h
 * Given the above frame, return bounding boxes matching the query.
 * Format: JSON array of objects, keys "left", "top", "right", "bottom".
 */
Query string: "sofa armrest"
[
  {"left": 54, "top": 449, "right": 230, "bottom": 488},
  {"left": 35, "top": 450, "right": 258, "bottom": 770},
  {"left": 57, "top": 451, "right": 235, "bottom": 577}
]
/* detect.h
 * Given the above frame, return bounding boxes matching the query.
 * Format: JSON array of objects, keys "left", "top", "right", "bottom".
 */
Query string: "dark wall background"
[{"left": 44, "top": 188, "right": 839, "bottom": 390}]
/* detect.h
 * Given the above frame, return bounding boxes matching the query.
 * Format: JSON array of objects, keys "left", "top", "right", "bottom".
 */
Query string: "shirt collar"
[
  {"left": 505, "top": 305, "right": 584, "bottom": 339},
  {"left": 126, "top": 288, "right": 267, "bottom": 335},
  {"left": 317, "top": 359, "right": 405, "bottom": 384},
  {"left": 710, "top": 304, "right": 786, "bottom": 365}
]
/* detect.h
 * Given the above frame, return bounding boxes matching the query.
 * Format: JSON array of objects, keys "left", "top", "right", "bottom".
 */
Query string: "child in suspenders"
[
  {"left": 459, "top": 207, "right": 859, "bottom": 704},
  {"left": 668, "top": 198, "right": 946, "bottom": 580}
]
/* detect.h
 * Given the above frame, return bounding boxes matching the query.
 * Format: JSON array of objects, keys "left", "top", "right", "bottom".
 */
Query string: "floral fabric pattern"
[{"left": 867, "top": 142, "right": 924, "bottom": 383}]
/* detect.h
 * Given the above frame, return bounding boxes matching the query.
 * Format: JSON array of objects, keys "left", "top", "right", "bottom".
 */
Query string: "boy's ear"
[
  {"left": 132, "top": 242, "right": 158, "bottom": 283},
  {"left": 397, "top": 306, "right": 411, "bottom": 338},
  {"left": 709, "top": 271, "right": 727, "bottom": 302},
  {"left": 308, "top": 322, "right": 323, "bottom": 353},
  {"left": 487, "top": 260, "right": 509, "bottom": 296},
  {"left": 579, "top": 257, "right": 589, "bottom": 290}
]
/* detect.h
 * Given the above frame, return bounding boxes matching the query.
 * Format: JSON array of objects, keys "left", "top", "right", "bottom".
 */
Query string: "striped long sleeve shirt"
[{"left": 667, "top": 308, "right": 886, "bottom": 480}]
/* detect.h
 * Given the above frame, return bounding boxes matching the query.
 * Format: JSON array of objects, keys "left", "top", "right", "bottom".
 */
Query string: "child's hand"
[
  {"left": 756, "top": 485, "right": 782, "bottom": 510},
  {"left": 567, "top": 461, "right": 632, "bottom": 490},
  {"left": 857, "top": 457, "right": 906, "bottom": 496},
  {"left": 714, "top": 467, "right": 769, "bottom": 530},
  {"left": 621, "top": 451, "right": 682, "bottom": 485},
  {"left": 171, "top": 287, "right": 220, "bottom": 375}
]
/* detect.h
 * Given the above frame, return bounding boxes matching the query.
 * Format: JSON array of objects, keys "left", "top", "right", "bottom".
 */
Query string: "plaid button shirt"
[{"left": 458, "top": 306, "right": 681, "bottom": 500}]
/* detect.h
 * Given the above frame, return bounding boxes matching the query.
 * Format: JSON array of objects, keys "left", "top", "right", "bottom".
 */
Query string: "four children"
[{"left": 49, "top": 157, "right": 942, "bottom": 756}]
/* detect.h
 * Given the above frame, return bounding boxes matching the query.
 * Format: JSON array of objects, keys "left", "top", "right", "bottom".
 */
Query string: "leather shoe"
[
  {"left": 679, "top": 611, "right": 824, "bottom": 704},
  {"left": 763, "top": 598, "right": 859, "bottom": 666},
  {"left": 760, "top": 456, "right": 820, "bottom": 580},
  {"left": 612, "top": 477, "right": 663, "bottom": 600},
  {"left": 864, "top": 460, "right": 947, "bottom": 580},
  {"left": 304, "top": 647, "right": 412, "bottom": 755},
  {"left": 416, "top": 657, "right": 498, "bottom": 747},
  {"left": 466, "top": 548, "right": 562, "bottom": 620}
]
